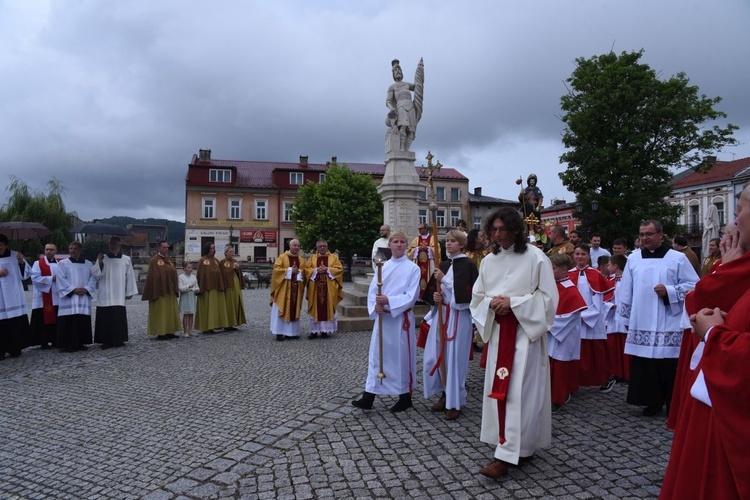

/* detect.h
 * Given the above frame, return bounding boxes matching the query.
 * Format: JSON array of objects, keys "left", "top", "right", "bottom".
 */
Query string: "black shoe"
[
  {"left": 288, "top": 335, "right": 300, "bottom": 340},
  {"left": 472, "top": 342, "right": 483, "bottom": 352},
  {"left": 156, "top": 336, "right": 169, "bottom": 341},
  {"left": 308, "top": 333, "right": 318, "bottom": 340},
  {"left": 551, "top": 403, "right": 562, "bottom": 414},
  {"left": 320, "top": 332, "right": 329, "bottom": 339},
  {"left": 276, "top": 335, "right": 285, "bottom": 342},
  {"left": 643, "top": 405, "right": 662, "bottom": 416},
  {"left": 599, "top": 377, "right": 617, "bottom": 393},
  {"left": 390, "top": 393, "right": 413, "bottom": 413},
  {"left": 352, "top": 391, "right": 375, "bottom": 410},
  {"left": 225, "top": 327, "right": 238, "bottom": 331}
]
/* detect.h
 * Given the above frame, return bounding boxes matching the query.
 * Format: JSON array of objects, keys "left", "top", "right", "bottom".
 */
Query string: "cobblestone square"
[{"left": 1, "top": 286, "right": 672, "bottom": 499}]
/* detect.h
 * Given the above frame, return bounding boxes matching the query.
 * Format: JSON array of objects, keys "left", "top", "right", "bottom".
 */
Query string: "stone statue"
[
  {"left": 518, "top": 173, "right": 543, "bottom": 220},
  {"left": 386, "top": 58, "right": 424, "bottom": 153}
]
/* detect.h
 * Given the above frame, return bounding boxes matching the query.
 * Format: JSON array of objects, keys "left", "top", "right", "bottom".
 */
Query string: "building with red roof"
[
  {"left": 668, "top": 155, "right": 750, "bottom": 239},
  {"left": 184, "top": 150, "right": 470, "bottom": 262}
]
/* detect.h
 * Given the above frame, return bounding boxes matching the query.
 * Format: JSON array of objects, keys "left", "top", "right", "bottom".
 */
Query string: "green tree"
[
  {"left": 559, "top": 50, "right": 738, "bottom": 244},
  {"left": 0, "top": 176, "right": 76, "bottom": 256},
  {"left": 291, "top": 164, "right": 383, "bottom": 280}
]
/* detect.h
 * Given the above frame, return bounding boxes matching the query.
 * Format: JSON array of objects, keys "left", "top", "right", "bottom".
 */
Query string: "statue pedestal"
[{"left": 379, "top": 151, "right": 422, "bottom": 238}]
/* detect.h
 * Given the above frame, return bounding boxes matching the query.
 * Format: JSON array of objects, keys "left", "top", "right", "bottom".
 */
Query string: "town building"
[
  {"left": 184, "top": 150, "right": 470, "bottom": 262},
  {"left": 668, "top": 156, "right": 750, "bottom": 244},
  {"left": 468, "top": 187, "right": 519, "bottom": 229}
]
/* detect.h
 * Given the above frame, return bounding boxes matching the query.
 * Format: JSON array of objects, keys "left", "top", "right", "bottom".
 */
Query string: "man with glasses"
[
  {"left": 618, "top": 220, "right": 699, "bottom": 416},
  {"left": 408, "top": 223, "right": 440, "bottom": 300},
  {"left": 470, "top": 207, "right": 557, "bottom": 479}
]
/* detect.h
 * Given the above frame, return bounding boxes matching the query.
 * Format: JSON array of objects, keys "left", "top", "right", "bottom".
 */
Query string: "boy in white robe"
[{"left": 352, "top": 231, "right": 421, "bottom": 413}]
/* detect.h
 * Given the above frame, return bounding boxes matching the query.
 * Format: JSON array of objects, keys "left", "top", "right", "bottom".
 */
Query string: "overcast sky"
[{"left": 2, "top": 0, "right": 749, "bottom": 222}]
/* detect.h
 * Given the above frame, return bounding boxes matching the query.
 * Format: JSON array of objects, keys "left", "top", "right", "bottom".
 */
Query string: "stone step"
[
  {"left": 337, "top": 302, "right": 369, "bottom": 318},
  {"left": 343, "top": 288, "right": 368, "bottom": 307},
  {"left": 337, "top": 316, "right": 374, "bottom": 332}
]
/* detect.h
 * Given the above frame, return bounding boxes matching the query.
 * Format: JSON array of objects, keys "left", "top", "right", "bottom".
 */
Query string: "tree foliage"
[
  {"left": 291, "top": 164, "right": 383, "bottom": 277},
  {"left": 0, "top": 176, "right": 76, "bottom": 256},
  {"left": 559, "top": 50, "right": 738, "bottom": 244}
]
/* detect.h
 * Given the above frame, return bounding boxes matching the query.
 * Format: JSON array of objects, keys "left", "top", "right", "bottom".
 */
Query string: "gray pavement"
[{"left": 1, "top": 285, "right": 673, "bottom": 499}]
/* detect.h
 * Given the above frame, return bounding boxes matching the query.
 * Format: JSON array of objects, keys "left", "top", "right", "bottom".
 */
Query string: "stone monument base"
[{"left": 379, "top": 151, "right": 422, "bottom": 238}]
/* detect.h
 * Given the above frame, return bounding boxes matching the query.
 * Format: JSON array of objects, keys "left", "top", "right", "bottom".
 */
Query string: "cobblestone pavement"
[{"left": 1, "top": 285, "right": 673, "bottom": 499}]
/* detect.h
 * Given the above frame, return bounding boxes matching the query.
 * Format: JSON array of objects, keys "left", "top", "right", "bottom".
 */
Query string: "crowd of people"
[
  {"left": 1, "top": 198, "right": 747, "bottom": 495},
  {"left": 352, "top": 199, "right": 748, "bottom": 494}
]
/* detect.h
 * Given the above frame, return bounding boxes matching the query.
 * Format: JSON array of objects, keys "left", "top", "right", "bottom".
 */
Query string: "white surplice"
[
  {"left": 57, "top": 259, "right": 96, "bottom": 316},
  {"left": 91, "top": 254, "right": 138, "bottom": 306},
  {"left": 0, "top": 251, "right": 30, "bottom": 320}
]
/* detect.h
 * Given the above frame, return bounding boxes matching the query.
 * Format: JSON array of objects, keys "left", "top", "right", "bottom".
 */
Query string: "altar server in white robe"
[
  {"left": 56, "top": 241, "right": 97, "bottom": 352},
  {"left": 423, "top": 230, "right": 478, "bottom": 420},
  {"left": 30, "top": 243, "right": 60, "bottom": 349},
  {"left": 352, "top": 231, "right": 421, "bottom": 413},
  {"left": 619, "top": 220, "right": 698, "bottom": 416},
  {"left": 0, "top": 234, "right": 31, "bottom": 359},
  {"left": 91, "top": 236, "right": 137, "bottom": 349},
  {"left": 471, "top": 207, "right": 558, "bottom": 480}
]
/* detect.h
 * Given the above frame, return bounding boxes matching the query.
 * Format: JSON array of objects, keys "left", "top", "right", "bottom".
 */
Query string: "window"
[
  {"left": 255, "top": 199, "right": 267, "bottom": 220},
  {"left": 229, "top": 199, "right": 241, "bottom": 220},
  {"left": 450, "top": 209, "right": 460, "bottom": 228},
  {"left": 436, "top": 187, "right": 445, "bottom": 201},
  {"left": 418, "top": 209, "right": 427, "bottom": 225},
  {"left": 284, "top": 202, "right": 294, "bottom": 222},
  {"left": 473, "top": 216, "right": 482, "bottom": 229},
  {"left": 209, "top": 169, "right": 232, "bottom": 183},
  {"left": 418, "top": 187, "right": 427, "bottom": 200},
  {"left": 202, "top": 198, "right": 215, "bottom": 219},
  {"left": 689, "top": 204, "right": 700, "bottom": 231},
  {"left": 450, "top": 187, "right": 460, "bottom": 202},
  {"left": 436, "top": 209, "right": 446, "bottom": 228},
  {"left": 715, "top": 202, "right": 724, "bottom": 225},
  {"left": 319, "top": 173, "right": 326, "bottom": 182},
  {"left": 290, "top": 172, "right": 304, "bottom": 185}
]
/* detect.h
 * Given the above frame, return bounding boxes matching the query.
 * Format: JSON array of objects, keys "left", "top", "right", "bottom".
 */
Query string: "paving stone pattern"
[{"left": 1, "top": 286, "right": 672, "bottom": 499}]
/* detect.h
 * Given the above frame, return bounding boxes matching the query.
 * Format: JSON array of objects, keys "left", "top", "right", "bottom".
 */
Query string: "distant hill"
[{"left": 100, "top": 216, "right": 185, "bottom": 244}]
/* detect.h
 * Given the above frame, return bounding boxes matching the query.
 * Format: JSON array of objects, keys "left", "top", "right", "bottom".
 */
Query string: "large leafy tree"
[
  {"left": 291, "top": 164, "right": 383, "bottom": 279},
  {"left": 559, "top": 50, "right": 738, "bottom": 244},
  {"left": 0, "top": 176, "right": 76, "bottom": 256}
]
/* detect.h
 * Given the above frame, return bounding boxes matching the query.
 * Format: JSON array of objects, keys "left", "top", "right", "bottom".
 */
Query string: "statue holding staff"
[{"left": 386, "top": 58, "right": 424, "bottom": 152}]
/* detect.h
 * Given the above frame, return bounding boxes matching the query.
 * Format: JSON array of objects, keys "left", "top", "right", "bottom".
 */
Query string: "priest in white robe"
[
  {"left": 91, "top": 236, "right": 137, "bottom": 349},
  {"left": 619, "top": 220, "right": 698, "bottom": 416},
  {"left": 0, "top": 234, "right": 31, "bottom": 358},
  {"left": 56, "top": 241, "right": 97, "bottom": 352},
  {"left": 30, "top": 243, "right": 60, "bottom": 349},
  {"left": 470, "top": 207, "right": 558, "bottom": 479},
  {"left": 352, "top": 231, "right": 421, "bottom": 413}
]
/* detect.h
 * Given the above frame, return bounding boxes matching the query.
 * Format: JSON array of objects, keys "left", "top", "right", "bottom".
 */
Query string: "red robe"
[
  {"left": 568, "top": 267, "right": 614, "bottom": 386},
  {"left": 550, "top": 280, "right": 588, "bottom": 404},
  {"left": 660, "top": 287, "right": 750, "bottom": 499},
  {"left": 668, "top": 252, "right": 750, "bottom": 430}
]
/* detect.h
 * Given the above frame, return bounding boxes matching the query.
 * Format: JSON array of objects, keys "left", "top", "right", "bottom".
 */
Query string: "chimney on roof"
[
  {"left": 331, "top": 156, "right": 337, "bottom": 164},
  {"left": 198, "top": 149, "right": 211, "bottom": 162},
  {"left": 704, "top": 155, "right": 717, "bottom": 166},
  {"left": 474, "top": 187, "right": 482, "bottom": 196},
  {"left": 299, "top": 155, "right": 308, "bottom": 166}
]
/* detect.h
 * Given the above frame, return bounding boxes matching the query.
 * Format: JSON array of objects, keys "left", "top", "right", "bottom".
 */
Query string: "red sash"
[
  {"left": 429, "top": 304, "right": 451, "bottom": 377},
  {"left": 38, "top": 258, "right": 57, "bottom": 325},
  {"left": 488, "top": 312, "right": 519, "bottom": 445},
  {"left": 402, "top": 308, "right": 413, "bottom": 393}
]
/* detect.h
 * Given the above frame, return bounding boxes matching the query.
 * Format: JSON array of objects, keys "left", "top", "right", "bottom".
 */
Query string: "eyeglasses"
[{"left": 638, "top": 231, "right": 659, "bottom": 238}]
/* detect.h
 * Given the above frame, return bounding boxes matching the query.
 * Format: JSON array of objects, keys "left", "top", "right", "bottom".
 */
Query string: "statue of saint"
[
  {"left": 519, "top": 174, "right": 543, "bottom": 219},
  {"left": 386, "top": 58, "right": 424, "bottom": 153}
]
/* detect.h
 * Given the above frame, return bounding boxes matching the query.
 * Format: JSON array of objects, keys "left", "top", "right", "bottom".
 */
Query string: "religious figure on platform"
[
  {"left": 386, "top": 58, "right": 424, "bottom": 153},
  {"left": 518, "top": 174, "right": 543, "bottom": 220}
]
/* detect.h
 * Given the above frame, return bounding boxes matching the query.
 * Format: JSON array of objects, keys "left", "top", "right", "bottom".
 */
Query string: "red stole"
[
  {"left": 567, "top": 266, "right": 614, "bottom": 294},
  {"left": 402, "top": 308, "right": 413, "bottom": 393},
  {"left": 488, "top": 312, "right": 519, "bottom": 445},
  {"left": 314, "top": 255, "right": 329, "bottom": 321},
  {"left": 289, "top": 256, "right": 300, "bottom": 321},
  {"left": 37, "top": 258, "right": 57, "bottom": 325},
  {"left": 428, "top": 304, "right": 451, "bottom": 377}
]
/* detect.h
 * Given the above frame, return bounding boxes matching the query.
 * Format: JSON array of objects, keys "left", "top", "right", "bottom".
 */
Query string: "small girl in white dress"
[{"left": 178, "top": 262, "right": 200, "bottom": 337}]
